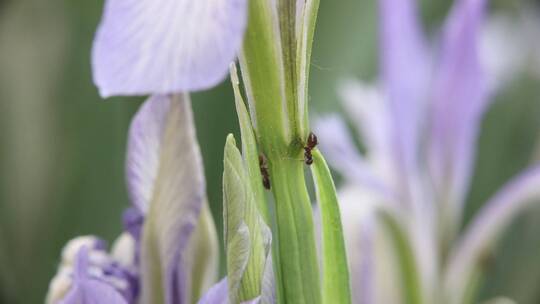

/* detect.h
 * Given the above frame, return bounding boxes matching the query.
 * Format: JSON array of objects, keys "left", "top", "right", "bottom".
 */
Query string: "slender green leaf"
[
  {"left": 230, "top": 64, "right": 270, "bottom": 224},
  {"left": 310, "top": 150, "right": 351, "bottom": 304},
  {"left": 296, "top": 0, "right": 320, "bottom": 136}
]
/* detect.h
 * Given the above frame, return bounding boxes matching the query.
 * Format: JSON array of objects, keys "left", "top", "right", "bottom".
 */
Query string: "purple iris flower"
[
  {"left": 48, "top": 0, "right": 253, "bottom": 303},
  {"left": 316, "top": 0, "right": 540, "bottom": 303},
  {"left": 47, "top": 95, "right": 221, "bottom": 304},
  {"left": 46, "top": 237, "right": 136, "bottom": 304}
]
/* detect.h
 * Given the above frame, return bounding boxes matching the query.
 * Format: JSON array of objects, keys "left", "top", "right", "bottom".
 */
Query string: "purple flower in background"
[
  {"left": 47, "top": 95, "right": 220, "bottom": 304},
  {"left": 49, "top": 0, "right": 252, "bottom": 302},
  {"left": 46, "top": 237, "right": 136, "bottom": 304},
  {"left": 92, "top": 0, "right": 248, "bottom": 97},
  {"left": 316, "top": 0, "right": 540, "bottom": 303}
]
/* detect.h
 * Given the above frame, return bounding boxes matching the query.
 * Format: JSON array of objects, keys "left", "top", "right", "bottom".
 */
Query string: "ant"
[
  {"left": 304, "top": 132, "right": 318, "bottom": 165},
  {"left": 259, "top": 154, "right": 271, "bottom": 190}
]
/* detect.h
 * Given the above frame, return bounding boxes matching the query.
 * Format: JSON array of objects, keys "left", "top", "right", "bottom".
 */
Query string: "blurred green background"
[{"left": 1, "top": 0, "right": 540, "bottom": 303}]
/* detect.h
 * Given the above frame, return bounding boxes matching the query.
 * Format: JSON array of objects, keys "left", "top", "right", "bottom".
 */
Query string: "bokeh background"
[{"left": 1, "top": 0, "right": 540, "bottom": 303}]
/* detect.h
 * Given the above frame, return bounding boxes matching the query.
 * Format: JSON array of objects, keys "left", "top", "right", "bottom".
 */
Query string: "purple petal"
[
  {"left": 428, "top": 0, "right": 488, "bottom": 233},
  {"left": 313, "top": 115, "right": 396, "bottom": 201},
  {"left": 59, "top": 247, "right": 129, "bottom": 304},
  {"left": 92, "top": 0, "right": 248, "bottom": 97},
  {"left": 197, "top": 278, "right": 263, "bottom": 304},
  {"left": 197, "top": 278, "right": 228, "bottom": 304},
  {"left": 378, "top": 0, "right": 430, "bottom": 198},
  {"left": 313, "top": 115, "right": 367, "bottom": 179},
  {"left": 132, "top": 95, "right": 211, "bottom": 304},
  {"left": 60, "top": 280, "right": 128, "bottom": 304},
  {"left": 123, "top": 207, "right": 144, "bottom": 241},
  {"left": 445, "top": 164, "right": 540, "bottom": 304},
  {"left": 126, "top": 95, "right": 170, "bottom": 213},
  {"left": 337, "top": 186, "right": 400, "bottom": 303},
  {"left": 338, "top": 80, "right": 391, "bottom": 165},
  {"left": 336, "top": 186, "right": 379, "bottom": 304}
]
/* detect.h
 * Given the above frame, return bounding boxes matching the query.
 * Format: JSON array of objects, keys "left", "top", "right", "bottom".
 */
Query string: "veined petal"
[
  {"left": 378, "top": 0, "right": 429, "bottom": 197},
  {"left": 132, "top": 94, "right": 213, "bottom": 304},
  {"left": 92, "top": 0, "right": 247, "bottom": 97},
  {"left": 126, "top": 96, "right": 170, "bottom": 213},
  {"left": 444, "top": 165, "right": 540, "bottom": 304},
  {"left": 428, "top": 0, "right": 488, "bottom": 242}
]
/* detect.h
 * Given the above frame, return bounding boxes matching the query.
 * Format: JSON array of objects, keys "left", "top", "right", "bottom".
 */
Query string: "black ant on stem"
[
  {"left": 304, "top": 132, "right": 318, "bottom": 165},
  {"left": 259, "top": 154, "right": 271, "bottom": 190},
  {"left": 258, "top": 132, "right": 317, "bottom": 190}
]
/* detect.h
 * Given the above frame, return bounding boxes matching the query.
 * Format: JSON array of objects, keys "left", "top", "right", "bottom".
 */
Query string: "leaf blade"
[{"left": 310, "top": 150, "right": 351, "bottom": 304}]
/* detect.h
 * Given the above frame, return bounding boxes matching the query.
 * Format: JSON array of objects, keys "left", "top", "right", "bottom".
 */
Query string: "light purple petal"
[
  {"left": 444, "top": 164, "right": 540, "bottom": 304},
  {"left": 428, "top": 0, "right": 488, "bottom": 235},
  {"left": 197, "top": 277, "right": 264, "bottom": 304},
  {"left": 350, "top": 214, "right": 375, "bottom": 304},
  {"left": 126, "top": 96, "right": 169, "bottom": 213},
  {"left": 336, "top": 186, "right": 376, "bottom": 304},
  {"left": 59, "top": 247, "right": 129, "bottom": 304},
  {"left": 133, "top": 95, "right": 210, "bottom": 304},
  {"left": 338, "top": 80, "right": 391, "bottom": 165},
  {"left": 60, "top": 280, "right": 128, "bottom": 304},
  {"left": 314, "top": 115, "right": 396, "bottom": 201},
  {"left": 197, "top": 278, "right": 228, "bottom": 304},
  {"left": 313, "top": 115, "right": 366, "bottom": 178},
  {"left": 378, "top": 0, "right": 430, "bottom": 199},
  {"left": 123, "top": 207, "right": 144, "bottom": 241},
  {"left": 337, "top": 186, "right": 396, "bottom": 303},
  {"left": 92, "top": 0, "right": 247, "bottom": 97}
]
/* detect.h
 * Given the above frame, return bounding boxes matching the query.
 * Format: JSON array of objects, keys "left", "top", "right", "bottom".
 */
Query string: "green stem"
[
  {"left": 239, "top": 0, "right": 288, "bottom": 157},
  {"left": 239, "top": 1, "right": 324, "bottom": 303},
  {"left": 270, "top": 157, "right": 322, "bottom": 304},
  {"left": 239, "top": 0, "right": 288, "bottom": 301},
  {"left": 278, "top": 0, "right": 299, "bottom": 137}
]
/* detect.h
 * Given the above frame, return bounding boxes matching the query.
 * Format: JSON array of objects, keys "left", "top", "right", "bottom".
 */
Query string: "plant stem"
[{"left": 269, "top": 157, "right": 321, "bottom": 304}]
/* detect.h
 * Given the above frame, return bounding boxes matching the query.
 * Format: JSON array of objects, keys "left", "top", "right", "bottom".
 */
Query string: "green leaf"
[
  {"left": 230, "top": 63, "right": 281, "bottom": 303},
  {"left": 310, "top": 150, "right": 351, "bottom": 304},
  {"left": 296, "top": 0, "right": 320, "bottom": 136},
  {"left": 230, "top": 64, "right": 270, "bottom": 224},
  {"left": 223, "top": 134, "right": 272, "bottom": 303}
]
